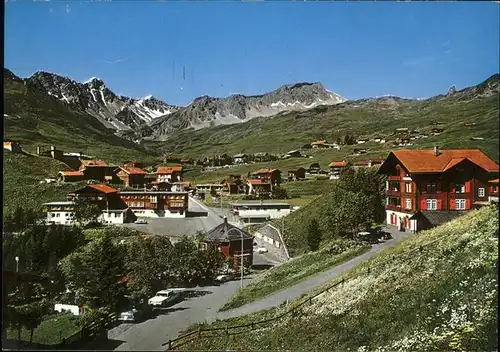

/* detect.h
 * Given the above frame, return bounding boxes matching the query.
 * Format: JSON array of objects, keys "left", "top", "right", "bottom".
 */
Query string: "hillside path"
[{"left": 216, "top": 226, "right": 413, "bottom": 320}]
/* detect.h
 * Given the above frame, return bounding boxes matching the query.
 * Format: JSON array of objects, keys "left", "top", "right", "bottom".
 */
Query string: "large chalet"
[
  {"left": 155, "top": 166, "right": 183, "bottom": 183},
  {"left": 378, "top": 147, "right": 499, "bottom": 232},
  {"left": 248, "top": 168, "right": 282, "bottom": 195}
]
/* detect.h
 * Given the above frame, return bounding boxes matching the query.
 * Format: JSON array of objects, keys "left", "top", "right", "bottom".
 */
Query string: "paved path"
[{"left": 217, "top": 227, "right": 414, "bottom": 320}]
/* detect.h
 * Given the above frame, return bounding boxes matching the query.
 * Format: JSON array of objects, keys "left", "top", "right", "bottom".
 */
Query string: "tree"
[
  {"left": 59, "top": 233, "right": 125, "bottom": 311},
  {"left": 271, "top": 186, "right": 288, "bottom": 199},
  {"left": 210, "top": 187, "right": 218, "bottom": 198},
  {"left": 336, "top": 136, "right": 343, "bottom": 146},
  {"left": 307, "top": 218, "right": 322, "bottom": 251},
  {"left": 3, "top": 206, "right": 41, "bottom": 233},
  {"left": 73, "top": 198, "right": 102, "bottom": 225}
]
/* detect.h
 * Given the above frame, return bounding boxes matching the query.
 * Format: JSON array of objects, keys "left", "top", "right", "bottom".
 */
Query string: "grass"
[
  {"left": 219, "top": 239, "right": 369, "bottom": 311},
  {"left": 6, "top": 312, "right": 81, "bottom": 345},
  {"left": 3, "top": 152, "right": 88, "bottom": 216},
  {"left": 180, "top": 205, "right": 498, "bottom": 352}
]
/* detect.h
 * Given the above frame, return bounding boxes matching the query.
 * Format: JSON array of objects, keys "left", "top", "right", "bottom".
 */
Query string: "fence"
[
  {"left": 164, "top": 231, "right": 456, "bottom": 350},
  {"left": 56, "top": 312, "right": 117, "bottom": 349}
]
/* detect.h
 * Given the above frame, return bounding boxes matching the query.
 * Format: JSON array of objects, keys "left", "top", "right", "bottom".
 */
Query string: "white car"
[
  {"left": 216, "top": 273, "right": 235, "bottom": 283},
  {"left": 134, "top": 219, "right": 148, "bottom": 224},
  {"left": 118, "top": 307, "right": 140, "bottom": 322},
  {"left": 255, "top": 247, "right": 268, "bottom": 254},
  {"left": 148, "top": 289, "right": 185, "bottom": 307}
]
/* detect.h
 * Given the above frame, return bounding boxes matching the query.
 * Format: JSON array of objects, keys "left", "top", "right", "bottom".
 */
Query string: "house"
[
  {"left": 3, "top": 140, "right": 22, "bottom": 153},
  {"left": 67, "top": 184, "right": 124, "bottom": 210},
  {"left": 231, "top": 202, "right": 293, "bottom": 224},
  {"left": 79, "top": 160, "right": 118, "bottom": 182},
  {"left": 356, "top": 138, "right": 369, "bottom": 144},
  {"left": 115, "top": 165, "right": 147, "bottom": 187},
  {"left": 308, "top": 163, "right": 321, "bottom": 174},
  {"left": 284, "top": 150, "right": 302, "bottom": 158},
  {"left": 254, "top": 152, "right": 269, "bottom": 162},
  {"left": 311, "top": 140, "right": 329, "bottom": 149},
  {"left": 374, "top": 137, "right": 382, "bottom": 143},
  {"left": 329, "top": 161, "right": 348, "bottom": 180},
  {"left": 353, "top": 148, "right": 367, "bottom": 155},
  {"left": 196, "top": 183, "right": 224, "bottom": 195},
  {"left": 119, "top": 190, "right": 189, "bottom": 218},
  {"left": 377, "top": 147, "right": 499, "bottom": 232},
  {"left": 37, "top": 145, "right": 63, "bottom": 161},
  {"left": 489, "top": 179, "right": 499, "bottom": 203},
  {"left": 222, "top": 174, "right": 247, "bottom": 194},
  {"left": 156, "top": 166, "right": 183, "bottom": 183},
  {"left": 353, "top": 160, "right": 372, "bottom": 168},
  {"left": 288, "top": 167, "right": 306, "bottom": 181},
  {"left": 233, "top": 154, "right": 248, "bottom": 164},
  {"left": 248, "top": 168, "right": 282, "bottom": 195},
  {"left": 203, "top": 217, "right": 254, "bottom": 271},
  {"left": 58, "top": 171, "right": 85, "bottom": 182},
  {"left": 463, "top": 122, "right": 476, "bottom": 127},
  {"left": 43, "top": 201, "right": 76, "bottom": 225}
]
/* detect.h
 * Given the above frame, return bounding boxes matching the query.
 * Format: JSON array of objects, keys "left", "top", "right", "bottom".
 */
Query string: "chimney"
[
  {"left": 223, "top": 216, "right": 228, "bottom": 224},
  {"left": 433, "top": 145, "right": 439, "bottom": 156}
]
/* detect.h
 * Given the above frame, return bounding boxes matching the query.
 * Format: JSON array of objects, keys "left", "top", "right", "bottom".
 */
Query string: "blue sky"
[{"left": 5, "top": 1, "right": 499, "bottom": 106}]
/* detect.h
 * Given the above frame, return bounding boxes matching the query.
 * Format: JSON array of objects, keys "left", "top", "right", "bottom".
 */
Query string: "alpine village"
[{"left": 3, "top": 4, "right": 500, "bottom": 351}]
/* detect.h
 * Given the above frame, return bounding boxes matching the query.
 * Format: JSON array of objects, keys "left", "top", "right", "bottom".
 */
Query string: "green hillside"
[
  {"left": 150, "top": 74, "right": 499, "bottom": 183},
  {"left": 181, "top": 205, "right": 498, "bottom": 352},
  {"left": 3, "top": 71, "right": 159, "bottom": 164},
  {"left": 3, "top": 152, "right": 87, "bottom": 216}
]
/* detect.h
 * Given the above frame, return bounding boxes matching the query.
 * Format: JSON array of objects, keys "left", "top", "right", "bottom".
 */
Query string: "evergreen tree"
[{"left": 307, "top": 218, "right": 322, "bottom": 251}]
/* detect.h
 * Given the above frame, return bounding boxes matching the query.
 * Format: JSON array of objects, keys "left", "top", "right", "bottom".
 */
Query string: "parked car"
[
  {"left": 255, "top": 247, "right": 268, "bottom": 254},
  {"left": 215, "top": 273, "right": 235, "bottom": 283},
  {"left": 134, "top": 219, "right": 148, "bottom": 224},
  {"left": 148, "top": 288, "right": 186, "bottom": 307},
  {"left": 118, "top": 306, "right": 142, "bottom": 322}
]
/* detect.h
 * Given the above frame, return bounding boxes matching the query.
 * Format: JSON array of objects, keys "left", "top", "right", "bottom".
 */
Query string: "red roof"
[
  {"left": 355, "top": 161, "right": 371, "bottom": 165},
  {"left": 252, "top": 168, "right": 278, "bottom": 175},
  {"left": 329, "top": 161, "right": 348, "bottom": 167},
  {"left": 59, "top": 171, "right": 84, "bottom": 176},
  {"left": 80, "top": 160, "right": 108, "bottom": 168},
  {"left": 120, "top": 166, "right": 147, "bottom": 175},
  {"left": 88, "top": 184, "right": 118, "bottom": 194},
  {"left": 156, "top": 166, "right": 183, "bottom": 174},
  {"left": 391, "top": 149, "right": 499, "bottom": 173}
]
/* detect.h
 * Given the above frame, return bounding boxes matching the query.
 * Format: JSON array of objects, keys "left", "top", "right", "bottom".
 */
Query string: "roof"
[
  {"left": 119, "top": 191, "right": 188, "bottom": 195},
  {"left": 329, "top": 161, "right": 348, "bottom": 167},
  {"left": 58, "top": 171, "right": 84, "bottom": 177},
  {"left": 88, "top": 184, "right": 118, "bottom": 194},
  {"left": 409, "top": 211, "right": 468, "bottom": 226},
  {"left": 252, "top": 168, "right": 279, "bottom": 175},
  {"left": 232, "top": 202, "right": 291, "bottom": 208},
  {"left": 156, "top": 166, "right": 183, "bottom": 174},
  {"left": 489, "top": 179, "right": 499, "bottom": 183},
  {"left": 80, "top": 160, "right": 108, "bottom": 168},
  {"left": 355, "top": 161, "right": 371, "bottom": 165},
  {"left": 389, "top": 149, "right": 499, "bottom": 173},
  {"left": 311, "top": 140, "right": 327, "bottom": 145},
  {"left": 204, "top": 220, "right": 253, "bottom": 242},
  {"left": 120, "top": 166, "right": 147, "bottom": 175},
  {"left": 233, "top": 154, "right": 247, "bottom": 158},
  {"left": 255, "top": 224, "right": 281, "bottom": 243}
]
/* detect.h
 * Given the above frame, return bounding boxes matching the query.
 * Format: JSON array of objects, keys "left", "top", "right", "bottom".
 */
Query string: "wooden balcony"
[
  {"left": 386, "top": 204, "right": 403, "bottom": 211},
  {"left": 387, "top": 190, "right": 401, "bottom": 197}
]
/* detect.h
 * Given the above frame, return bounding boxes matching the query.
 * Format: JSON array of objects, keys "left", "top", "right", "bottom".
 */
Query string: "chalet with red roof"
[
  {"left": 378, "top": 147, "right": 499, "bottom": 232},
  {"left": 248, "top": 168, "right": 281, "bottom": 195},
  {"left": 58, "top": 170, "right": 85, "bottom": 182},
  {"left": 115, "top": 165, "right": 147, "bottom": 187},
  {"left": 329, "top": 160, "right": 348, "bottom": 180},
  {"left": 155, "top": 166, "right": 183, "bottom": 183}
]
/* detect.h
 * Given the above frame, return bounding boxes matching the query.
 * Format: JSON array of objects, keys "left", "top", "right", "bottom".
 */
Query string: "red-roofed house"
[
  {"left": 115, "top": 165, "right": 147, "bottom": 187},
  {"left": 378, "top": 147, "right": 499, "bottom": 232},
  {"left": 58, "top": 171, "right": 85, "bottom": 182},
  {"left": 156, "top": 166, "right": 183, "bottom": 183},
  {"left": 329, "top": 160, "right": 348, "bottom": 180},
  {"left": 248, "top": 168, "right": 281, "bottom": 195}
]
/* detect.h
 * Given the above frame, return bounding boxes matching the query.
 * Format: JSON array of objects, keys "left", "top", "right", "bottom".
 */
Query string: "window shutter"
[
  {"left": 437, "top": 199, "right": 442, "bottom": 210},
  {"left": 420, "top": 199, "right": 427, "bottom": 210},
  {"left": 465, "top": 181, "right": 471, "bottom": 193},
  {"left": 465, "top": 199, "right": 471, "bottom": 210},
  {"left": 450, "top": 199, "right": 456, "bottom": 210}
]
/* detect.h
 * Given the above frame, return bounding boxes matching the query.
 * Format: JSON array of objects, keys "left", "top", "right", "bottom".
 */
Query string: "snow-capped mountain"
[
  {"left": 147, "top": 82, "right": 346, "bottom": 138},
  {"left": 26, "top": 72, "right": 180, "bottom": 131}
]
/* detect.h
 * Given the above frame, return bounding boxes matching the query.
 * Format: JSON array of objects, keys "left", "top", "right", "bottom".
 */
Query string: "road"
[
  {"left": 217, "top": 226, "right": 414, "bottom": 320},
  {"left": 108, "top": 197, "right": 276, "bottom": 351}
]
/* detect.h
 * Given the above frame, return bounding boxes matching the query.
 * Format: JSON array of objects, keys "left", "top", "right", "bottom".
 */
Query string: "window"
[
  {"left": 405, "top": 198, "right": 411, "bottom": 209},
  {"left": 426, "top": 199, "right": 437, "bottom": 210},
  {"left": 426, "top": 184, "right": 437, "bottom": 193},
  {"left": 405, "top": 183, "right": 412, "bottom": 193},
  {"left": 455, "top": 199, "right": 466, "bottom": 210},
  {"left": 454, "top": 184, "right": 465, "bottom": 194},
  {"left": 478, "top": 188, "right": 485, "bottom": 197},
  {"left": 56, "top": 213, "right": 61, "bottom": 217},
  {"left": 494, "top": 185, "right": 498, "bottom": 192}
]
